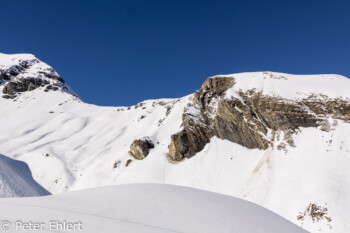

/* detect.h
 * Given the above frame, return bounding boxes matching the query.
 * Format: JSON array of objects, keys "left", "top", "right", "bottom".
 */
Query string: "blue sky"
[{"left": 1, "top": 0, "right": 349, "bottom": 106}]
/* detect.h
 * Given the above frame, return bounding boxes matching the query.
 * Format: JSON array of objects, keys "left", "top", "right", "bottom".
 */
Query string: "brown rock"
[
  {"left": 129, "top": 139, "right": 154, "bottom": 160},
  {"left": 168, "top": 76, "right": 350, "bottom": 161}
]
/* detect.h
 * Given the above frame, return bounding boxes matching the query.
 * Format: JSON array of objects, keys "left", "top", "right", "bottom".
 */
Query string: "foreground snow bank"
[
  {"left": 0, "top": 184, "right": 306, "bottom": 233},
  {"left": 0, "top": 154, "right": 50, "bottom": 197}
]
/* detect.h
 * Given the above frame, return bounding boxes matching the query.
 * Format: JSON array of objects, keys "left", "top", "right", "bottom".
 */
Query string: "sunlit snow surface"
[
  {"left": 0, "top": 184, "right": 307, "bottom": 233},
  {"left": 0, "top": 154, "right": 50, "bottom": 197},
  {"left": 222, "top": 71, "right": 350, "bottom": 100},
  {"left": 1, "top": 54, "right": 350, "bottom": 232}
]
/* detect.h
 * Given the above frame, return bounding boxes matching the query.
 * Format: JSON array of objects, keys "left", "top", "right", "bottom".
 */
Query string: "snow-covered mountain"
[
  {"left": 0, "top": 184, "right": 307, "bottom": 233},
  {"left": 1, "top": 53, "right": 350, "bottom": 232}
]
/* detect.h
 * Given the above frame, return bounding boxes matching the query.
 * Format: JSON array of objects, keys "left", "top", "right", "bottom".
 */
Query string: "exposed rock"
[
  {"left": 1, "top": 56, "right": 67, "bottom": 98},
  {"left": 0, "top": 71, "right": 11, "bottom": 83},
  {"left": 169, "top": 77, "right": 234, "bottom": 161},
  {"left": 169, "top": 76, "right": 350, "bottom": 161},
  {"left": 44, "top": 84, "right": 59, "bottom": 92},
  {"left": 2, "top": 77, "right": 50, "bottom": 94},
  {"left": 125, "top": 159, "right": 133, "bottom": 167},
  {"left": 169, "top": 118, "right": 212, "bottom": 161},
  {"left": 129, "top": 139, "right": 154, "bottom": 160},
  {"left": 2, "top": 94, "right": 13, "bottom": 99},
  {"left": 212, "top": 98, "right": 270, "bottom": 149},
  {"left": 297, "top": 203, "right": 332, "bottom": 228},
  {"left": 113, "top": 160, "right": 121, "bottom": 168}
]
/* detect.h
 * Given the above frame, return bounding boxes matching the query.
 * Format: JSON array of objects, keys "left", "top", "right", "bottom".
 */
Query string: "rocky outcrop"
[
  {"left": 1, "top": 56, "right": 66, "bottom": 99},
  {"left": 129, "top": 139, "right": 154, "bottom": 160},
  {"left": 0, "top": 60, "right": 30, "bottom": 83},
  {"left": 212, "top": 98, "right": 270, "bottom": 149},
  {"left": 169, "top": 77, "right": 233, "bottom": 161},
  {"left": 3, "top": 77, "right": 50, "bottom": 94},
  {"left": 169, "top": 122, "right": 212, "bottom": 161},
  {"left": 169, "top": 76, "right": 350, "bottom": 161}
]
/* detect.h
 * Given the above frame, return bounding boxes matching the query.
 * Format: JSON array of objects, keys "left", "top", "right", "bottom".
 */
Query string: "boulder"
[{"left": 129, "top": 139, "right": 154, "bottom": 160}]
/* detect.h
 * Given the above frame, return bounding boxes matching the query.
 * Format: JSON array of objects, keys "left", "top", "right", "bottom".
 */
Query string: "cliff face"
[
  {"left": 169, "top": 77, "right": 233, "bottom": 161},
  {"left": 169, "top": 74, "right": 350, "bottom": 161}
]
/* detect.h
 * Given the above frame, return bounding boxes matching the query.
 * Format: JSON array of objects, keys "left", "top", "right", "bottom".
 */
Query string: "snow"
[
  {"left": 0, "top": 153, "right": 50, "bottom": 197},
  {"left": 0, "top": 53, "right": 36, "bottom": 68},
  {"left": 222, "top": 71, "right": 350, "bottom": 100},
  {"left": 0, "top": 53, "right": 77, "bottom": 96},
  {"left": 1, "top": 88, "right": 347, "bottom": 231},
  {"left": 0, "top": 184, "right": 307, "bottom": 233},
  {"left": 1, "top": 54, "right": 350, "bottom": 232},
  {"left": 0, "top": 89, "right": 189, "bottom": 193}
]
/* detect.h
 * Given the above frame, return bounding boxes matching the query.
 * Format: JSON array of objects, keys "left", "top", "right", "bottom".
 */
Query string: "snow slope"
[
  {"left": 222, "top": 71, "right": 350, "bottom": 99},
  {"left": 0, "top": 153, "right": 50, "bottom": 197},
  {"left": 0, "top": 53, "right": 350, "bottom": 232},
  {"left": 0, "top": 184, "right": 307, "bottom": 233},
  {"left": 0, "top": 53, "right": 36, "bottom": 67}
]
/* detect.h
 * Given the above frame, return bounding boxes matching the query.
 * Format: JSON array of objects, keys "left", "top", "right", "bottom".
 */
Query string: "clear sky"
[{"left": 1, "top": 0, "right": 349, "bottom": 106}]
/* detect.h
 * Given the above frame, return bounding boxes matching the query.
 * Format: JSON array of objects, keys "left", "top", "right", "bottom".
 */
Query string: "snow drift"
[
  {"left": 0, "top": 153, "right": 50, "bottom": 197},
  {"left": 0, "top": 184, "right": 307, "bottom": 233}
]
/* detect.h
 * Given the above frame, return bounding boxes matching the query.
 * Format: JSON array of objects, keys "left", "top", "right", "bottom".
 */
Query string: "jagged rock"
[
  {"left": 2, "top": 94, "right": 12, "bottom": 99},
  {"left": 169, "top": 115, "right": 212, "bottom": 161},
  {"left": 0, "top": 55, "right": 67, "bottom": 98},
  {"left": 2, "top": 78, "right": 50, "bottom": 94},
  {"left": 129, "top": 139, "right": 154, "bottom": 160},
  {"left": 212, "top": 98, "right": 270, "bottom": 149},
  {"left": 44, "top": 84, "right": 59, "bottom": 92},
  {"left": 0, "top": 71, "right": 11, "bottom": 83},
  {"left": 169, "top": 77, "right": 234, "bottom": 161},
  {"left": 193, "top": 76, "right": 234, "bottom": 109},
  {"left": 169, "top": 75, "right": 350, "bottom": 161}
]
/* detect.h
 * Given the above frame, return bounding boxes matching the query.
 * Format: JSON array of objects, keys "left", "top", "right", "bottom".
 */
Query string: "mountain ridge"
[
  {"left": 0, "top": 53, "right": 350, "bottom": 232},
  {"left": 0, "top": 53, "right": 74, "bottom": 99}
]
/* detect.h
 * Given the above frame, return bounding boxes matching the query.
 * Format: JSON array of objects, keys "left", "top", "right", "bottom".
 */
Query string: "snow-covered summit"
[
  {"left": 0, "top": 53, "right": 73, "bottom": 99},
  {"left": 0, "top": 53, "right": 37, "bottom": 67},
  {"left": 210, "top": 71, "right": 350, "bottom": 100}
]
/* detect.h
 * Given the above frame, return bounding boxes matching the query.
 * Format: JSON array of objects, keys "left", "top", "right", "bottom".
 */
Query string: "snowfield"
[
  {"left": 222, "top": 71, "right": 350, "bottom": 100},
  {"left": 0, "top": 184, "right": 307, "bottom": 233},
  {"left": 1, "top": 53, "right": 350, "bottom": 232}
]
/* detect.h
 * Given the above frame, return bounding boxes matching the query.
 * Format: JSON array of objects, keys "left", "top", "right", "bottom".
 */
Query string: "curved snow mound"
[
  {"left": 0, "top": 184, "right": 307, "bottom": 233},
  {"left": 0, "top": 154, "right": 50, "bottom": 197}
]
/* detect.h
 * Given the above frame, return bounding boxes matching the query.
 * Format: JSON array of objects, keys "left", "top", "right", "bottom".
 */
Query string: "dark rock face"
[
  {"left": 0, "top": 60, "right": 33, "bottom": 85},
  {"left": 1, "top": 58, "right": 65, "bottom": 99},
  {"left": 212, "top": 98, "right": 270, "bottom": 150},
  {"left": 129, "top": 139, "right": 155, "bottom": 160},
  {"left": 0, "top": 72, "right": 11, "bottom": 83},
  {"left": 169, "top": 76, "right": 350, "bottom": 161},
  {"left": 169, "top": 77, "right": 233, "bottom": 161},
  {"left": 169, "top": 123, "right": 212, "bottom": 161},
  {"left": 2, "top": 77, "right": 50, "bottom": 95}
]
